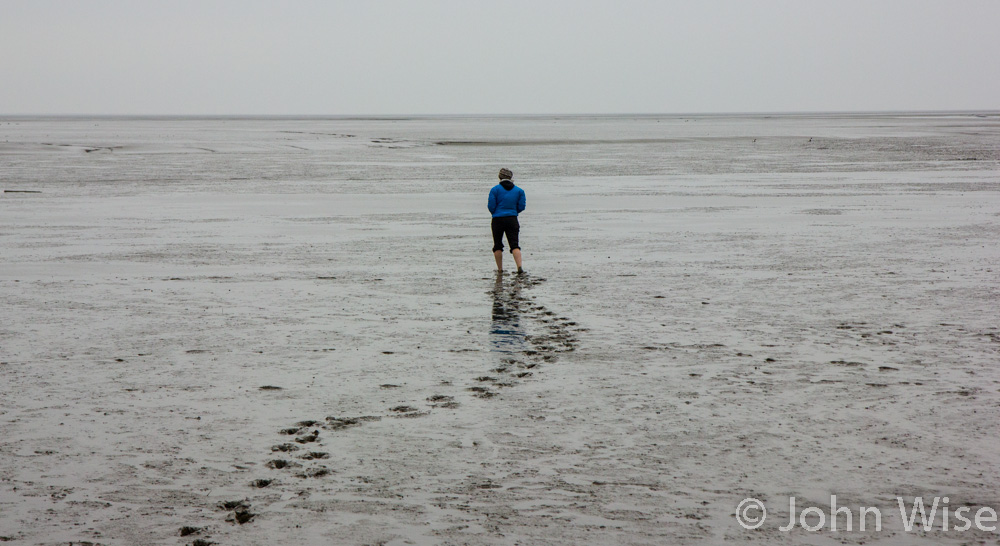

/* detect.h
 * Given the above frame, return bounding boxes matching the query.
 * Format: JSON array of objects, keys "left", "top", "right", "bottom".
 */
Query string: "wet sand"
[{"left": 1, "top": 113, "right": 999, "bottom": 545}]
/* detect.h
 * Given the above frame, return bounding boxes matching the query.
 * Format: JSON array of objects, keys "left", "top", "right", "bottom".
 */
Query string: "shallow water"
[
  {"left": 1, "top": 113, "right": 999, "bottom": 545},
  {"left": 2, "top": 112, "right": 998, "bottom": 194}
]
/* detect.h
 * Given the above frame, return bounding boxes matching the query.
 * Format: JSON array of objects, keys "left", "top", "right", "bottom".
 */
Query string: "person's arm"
[
  {"left": 488, "top": 188, "right": 497, "bottom": 214},
  {"left": 517, "top": 189, "right": 526, "bottom": 213}
]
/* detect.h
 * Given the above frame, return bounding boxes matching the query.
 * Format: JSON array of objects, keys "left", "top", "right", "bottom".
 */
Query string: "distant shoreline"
[{"left": 1, "top": 111, "right": 998, "bottom": 122}]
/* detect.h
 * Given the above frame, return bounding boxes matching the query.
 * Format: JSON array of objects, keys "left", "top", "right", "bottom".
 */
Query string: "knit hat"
[{"left": 498, "top": 168, "right": 513, "bottom": 180}]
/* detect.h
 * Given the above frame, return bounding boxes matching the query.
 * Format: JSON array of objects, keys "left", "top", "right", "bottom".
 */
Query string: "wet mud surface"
[{"left": 1, "top": 114, "right": 999, "bottom": 545}]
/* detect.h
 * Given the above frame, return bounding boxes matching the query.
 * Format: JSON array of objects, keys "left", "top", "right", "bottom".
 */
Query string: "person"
[{"left": 487, "top": 167, "right": 526, "bottom": 274}]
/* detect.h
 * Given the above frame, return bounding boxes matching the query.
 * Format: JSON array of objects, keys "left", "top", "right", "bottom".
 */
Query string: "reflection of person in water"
[{"left": 490, "top": 274, "right": 526, "bottom": 354}]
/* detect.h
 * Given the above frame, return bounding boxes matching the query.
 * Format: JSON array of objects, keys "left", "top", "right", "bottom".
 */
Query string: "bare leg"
[
  {"left": 494, "top": 250, "right": 503, "bottom": 272},
  {"left": 512, "top": 248, "right": 523, "bottom": 273}
]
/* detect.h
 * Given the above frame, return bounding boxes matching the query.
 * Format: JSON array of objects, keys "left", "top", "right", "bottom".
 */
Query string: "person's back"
[
  {"left": 488, "top": 179, "right": 526, "bottom": 218},
  {"left": 488, "top": 168, "right": 525, "bottom": 274}
]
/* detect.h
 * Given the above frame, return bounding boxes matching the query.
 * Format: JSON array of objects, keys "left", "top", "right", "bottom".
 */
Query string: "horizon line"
[{"left": 2, "top": 109, "right": 998, "bottom": 120}]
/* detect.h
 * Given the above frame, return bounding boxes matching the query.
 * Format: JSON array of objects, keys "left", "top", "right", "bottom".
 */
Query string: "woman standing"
[{"left": 487, "top": 168, "right": 526, "bottom": 274}]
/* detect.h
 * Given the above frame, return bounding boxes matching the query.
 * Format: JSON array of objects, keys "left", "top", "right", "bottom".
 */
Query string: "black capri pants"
[{"left": 491, "top": 216, "right": 520, "bottom": 253}]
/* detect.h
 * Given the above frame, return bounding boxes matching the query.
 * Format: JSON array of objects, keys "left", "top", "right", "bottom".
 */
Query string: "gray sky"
[{"left": 2, "top": 0, "right": 998, "bottom": 115}]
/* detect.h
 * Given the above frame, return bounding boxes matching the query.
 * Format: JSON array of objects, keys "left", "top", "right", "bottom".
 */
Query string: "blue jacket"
[{"left": 488, "top": 180, "right": 526, "bottom": 218}]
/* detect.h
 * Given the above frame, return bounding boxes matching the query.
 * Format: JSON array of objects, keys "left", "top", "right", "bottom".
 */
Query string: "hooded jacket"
[{"left": 488, "top": 179, "right": 526, "bottom": 218}]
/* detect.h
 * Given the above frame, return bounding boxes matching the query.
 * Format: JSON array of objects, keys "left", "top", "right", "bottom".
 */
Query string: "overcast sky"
[{"left": 2, "top": 0, "right": 998, "bottom": 115}]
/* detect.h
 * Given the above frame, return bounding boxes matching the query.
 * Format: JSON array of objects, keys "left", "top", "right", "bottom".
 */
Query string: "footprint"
[
  {"left": 179, "top": 526, "right": 202, "bottom": 537},
  {"left": 299, "top": 452, "right": 330, "bottom": 460},
  {"left": 427, "top": 395, "right": 460, "bottom": 409},
  {"left": 229, "top": 509, "right": 255, "bottom": 525},
  {"left": 297, "top": 467, "right": 332, "bottom": 478},
  {"left": 468, "top": 386, "right": 496, "bottom": 399},
  {"left": 325, "top": 417, "right": 363, "bottom": 430},
  {"left": 295, "top": 431, "right": 320, "bottom": 443},
  {"left": 218, "top": 501, "right": 255, "bottom": 525},
  {"left": 218, "top": 500, "right": 249, "bottom": 511}
]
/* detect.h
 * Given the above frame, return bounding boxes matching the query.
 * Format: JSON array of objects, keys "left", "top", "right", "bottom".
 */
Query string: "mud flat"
[{"left": 1, "top": 113, "right": 999, "bottom": 545}]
